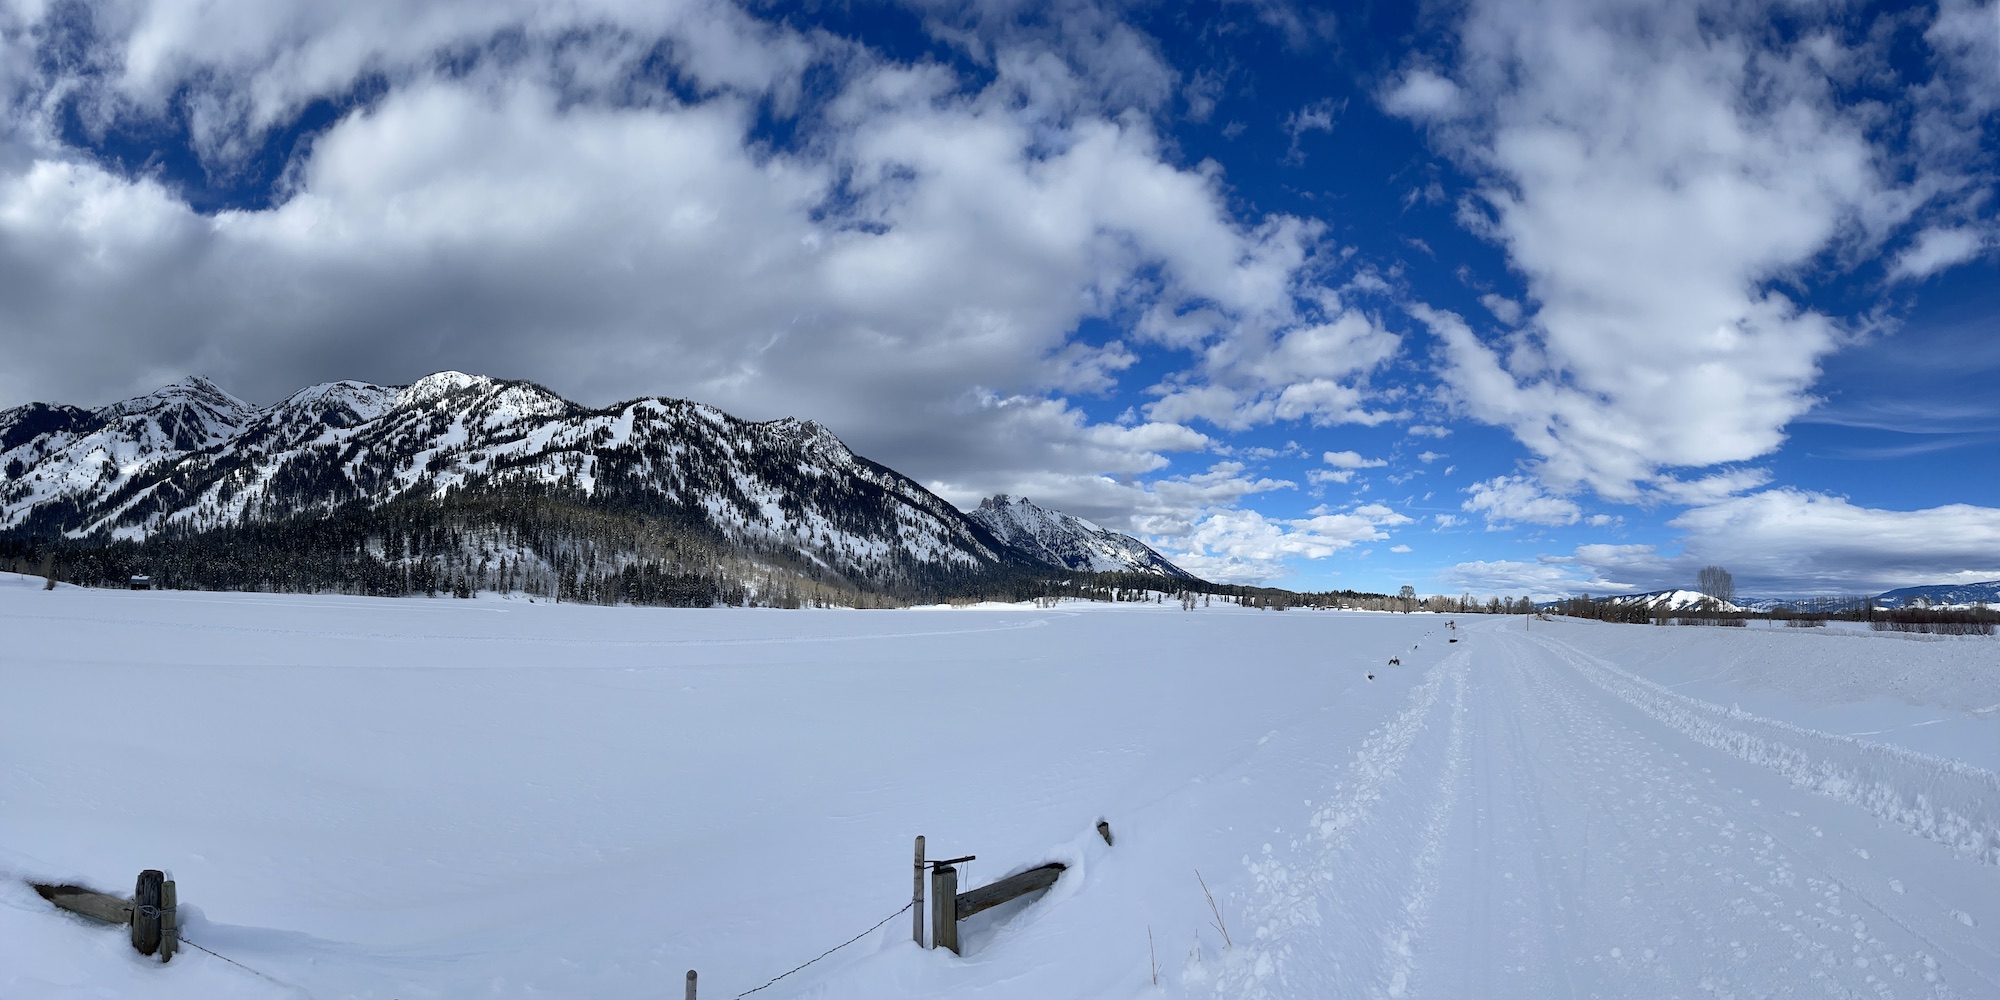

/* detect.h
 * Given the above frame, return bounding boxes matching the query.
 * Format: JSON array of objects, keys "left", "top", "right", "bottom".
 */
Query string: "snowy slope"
[
  {"left": 966, "top": 494, "right": 1193, "bottom": 579},
  {"left": 4, "top": 582, "right": 1996, "bottom": 999},
  {"left": 1591, "top": 588, "right": 1744, "bottom": 613},
  {"left": 1876, "top": 580, "right": 2000, "bottom": 609},
  {"left": 0, "top": 377, "right": 258, "bottom": 536},
  {"left": 1, "top": 373, "right": 1012, "bottom": 586}
]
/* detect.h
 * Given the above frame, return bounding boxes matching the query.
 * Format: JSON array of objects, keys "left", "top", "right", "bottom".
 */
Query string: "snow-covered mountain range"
[
  {"left": 1, "top": 373, "right": 1195, "bottom": 595},
  {"left": 1873, "top": 581, "right": 2000, "bottom": 610},
  {"left": 966, "top": 494, "right": 1194, "bottom": 580},
  {"left": 1591, "top": 589, "right": 1745, "bottom": 613},
  {"left": 1537, "top": 589, "right": 1744, "bottom": 613}
]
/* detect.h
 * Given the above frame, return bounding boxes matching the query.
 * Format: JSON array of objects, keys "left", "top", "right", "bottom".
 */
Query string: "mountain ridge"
[
  {"left": 1, "top": 372, "right": 1197, "bottom": 601},
  {"left": 967, "top": 494, "right": 1193, "bottom": 580}
]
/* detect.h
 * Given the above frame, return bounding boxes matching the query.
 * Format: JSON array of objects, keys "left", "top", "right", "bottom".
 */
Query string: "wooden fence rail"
[
  {"left": 32, "top": 871, "right": 178, "bottom": 961},
  {"left": 927, "top": 859, "right": 1067, "bottom": 954}
]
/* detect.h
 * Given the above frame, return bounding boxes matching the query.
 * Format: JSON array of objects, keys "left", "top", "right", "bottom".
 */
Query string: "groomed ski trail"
[{"left": 1212, "top": 619, "right": 2000, "bottom": 999}]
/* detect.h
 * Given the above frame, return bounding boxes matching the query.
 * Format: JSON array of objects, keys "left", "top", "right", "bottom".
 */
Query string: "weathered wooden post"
[
  {"left": 912, "top": 836, "right": 926, "bottom": 947},
  {"left": 159, "top": 879, "right": 178, "bottom": 962},
  {"left": 131, "top": 870, "right": 165, "bottom": 957},
  {"left": 685, "top": 969, "right": 697, "bottom": 999},
  {"left": 930, "top": 865, "right": 959, "bottom": 955}
]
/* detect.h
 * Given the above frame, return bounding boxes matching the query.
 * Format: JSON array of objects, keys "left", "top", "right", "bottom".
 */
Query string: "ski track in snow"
[
  {"left": 1373, "top": 667, "right": 1469, "bottom": 1000},
  {"left": 1210, "top": 621, "right": 1998, "bottom": 1000},
  {"left": 1523, "top": 630, "right": 2000, "bottom": 868},
  {"left": 1212, "top": 648, "right": 1463, "bottom": 999}
]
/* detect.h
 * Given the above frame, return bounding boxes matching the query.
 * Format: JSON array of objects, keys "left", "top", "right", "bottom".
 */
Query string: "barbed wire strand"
[
  {"left": 734, "top": 901, "right": 913, "bottom": 999},
  {"left": 170, "top": 900, "right": 911, "bottom": 1000},
  {"left": 180, "top": 936, "right": 320, "bottom": 999}
]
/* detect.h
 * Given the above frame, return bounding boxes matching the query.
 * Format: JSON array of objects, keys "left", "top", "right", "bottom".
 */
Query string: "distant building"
[{"left": 129, "top": 575, "right": 153, "bottom": 590}]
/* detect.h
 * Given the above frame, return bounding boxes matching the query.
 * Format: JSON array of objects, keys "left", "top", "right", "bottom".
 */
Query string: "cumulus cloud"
[
  {"left": 1161, "top": 503, "right": 1413, "bottom": 583},
  {"left": 1392, "top": 0, "right": 1994, "bottom": 501},
  {"left": 0, "top": 0, "right": 1390, "bottom": 582},
  {"left": 1144, "top": 307, "right": 1403, "bottom": 430},
  {"left": 1490, "top": 492, "right": 2000, "bottom": 598},
  {"left": 1461, "top": 474, "right": 1582, "bottom": 528},
  {"left": 1322, "top": 450, "right": 1386, "bottom": 469},
  {"left": 1663, "top": 490, "right": 2000, "bottom": 595},
  {"left": 1380, "top": 68, "right": 1461, "bottom": 121}
]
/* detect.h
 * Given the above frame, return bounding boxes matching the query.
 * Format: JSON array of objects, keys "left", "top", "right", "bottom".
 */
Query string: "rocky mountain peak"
[{"left": 968, "top": 493, "right": 1191, "bottom": 578}]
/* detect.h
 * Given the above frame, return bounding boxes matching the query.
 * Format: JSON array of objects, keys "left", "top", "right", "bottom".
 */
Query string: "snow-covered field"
[{"left": 4, "top": 575, "right": 1997, "bottom": 999}]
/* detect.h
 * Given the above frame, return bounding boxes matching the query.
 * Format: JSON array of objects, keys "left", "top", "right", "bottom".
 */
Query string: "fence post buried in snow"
[
  {"left": 912, "top": 835, "right": 925, "bottom": 946},
  {"left": 131, "top": 870, "right": 164, "bottom": 957},
  {"left": 159, "top": 879, "right": 178, "bottom": 962},
  {"left": 930, "top": 865, "right": 959, "bottom": 954}
]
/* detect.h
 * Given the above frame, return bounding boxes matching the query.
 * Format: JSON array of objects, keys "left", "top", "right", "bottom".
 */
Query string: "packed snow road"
[
  {"left": 3, "top": 580, "right": 1996, "bottom": 999},
  {"left": 1222, "top": 618, "right": 2000, "bottom": 999}
]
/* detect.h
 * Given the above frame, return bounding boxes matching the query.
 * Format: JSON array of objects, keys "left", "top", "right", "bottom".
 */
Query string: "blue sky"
[{"left": 0, "top": 0, "right": 1995, "bottom": 598}]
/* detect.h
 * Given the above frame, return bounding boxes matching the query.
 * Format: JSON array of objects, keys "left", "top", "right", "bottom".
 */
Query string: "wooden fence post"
[
  {"left": 930, "top": 865, "right": 959, "bottom": 955},
  {"left": 685, "top": 969, "right": 697, "bottom": 999},
  {"left": 159, "top": 879, "right": 178, "bottom": 962},
  {"left": 131, "top": 870, "right": 164, "bottom": 957},
  {"left": 912, "top": 836, "right": 925, "bottom": 947}
]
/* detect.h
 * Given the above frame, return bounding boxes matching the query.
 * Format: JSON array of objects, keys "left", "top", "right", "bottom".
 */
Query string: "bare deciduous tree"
[{"left": 1697, "top": 565, "right": 1735, "bottom": 606}]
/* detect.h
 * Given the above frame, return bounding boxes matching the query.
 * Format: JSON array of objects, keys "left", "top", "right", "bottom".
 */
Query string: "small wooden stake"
[
  {"left": 930, "top": 865, "right": 959, "bottom": 955},
  {"left": 912, "top": 835, "right": 926, "bottom": 946},
  {"left": 685, "top": 968, "right": 697, "bottom": 999}
]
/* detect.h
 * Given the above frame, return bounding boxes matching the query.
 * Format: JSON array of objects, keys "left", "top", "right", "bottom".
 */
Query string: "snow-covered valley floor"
[{"left": 4, "top": 576, "right": 1997, "bottom": 998}]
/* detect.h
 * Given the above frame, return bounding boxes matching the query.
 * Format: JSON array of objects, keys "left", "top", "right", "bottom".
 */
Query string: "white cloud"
[
  {"left": 1512, "top": 491, "right": 2000, "bottom": 597},
  {"left": 1322, "top": 450, "right": 1386, "bottom": 469},
  {"left": 1144, "top": 308, "right": 1403, "bottom": 430},
  {"left": 1891, "top": 226, "right": 1989, "bottom": 280},
  {"left": 1380, "top": 68, "right": 1462, "bottom": 121},
  {"left": 1433, "top": 513, "right": 1464, "bottom": 528},
  {"left": 1928, "top": 0, "right": 2000, "bottom": 117},
  {"left": 1646, "top": 468, "right": 1774, "bottom": 505},
  {"left": 1395, "top": 1, "right": 1977, "bottom": 501},
  {"left": 1417, "top": 450, "right": 1443, "bottom": 463},
  {"left": 0, "top": 1, "right": 1357, "bottom": 545},
  {"left": 1407, "top": 424, "right": 1451, "bottom": 438},
  {"left": 1478, "top": 293, "right": 1522, "bottom": 325},
  {"left": 1283, "top": 97, "right": 1344, "bottom": 164},
  {"left": 1161, "top": 504, "right": 1412, "bottom": 583},
  {"left": 1663, "top": 490, "right": 2000, "bottom": 594},
  {"left": 1435, "top": 560, "right": 1582, "bottom": 603},
  {"left": 1461, "top": 474, "right": 1582, "bottom": 528},
  {"left": 1389, "top": 543, "right": 1412, "bottom": 553}
]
